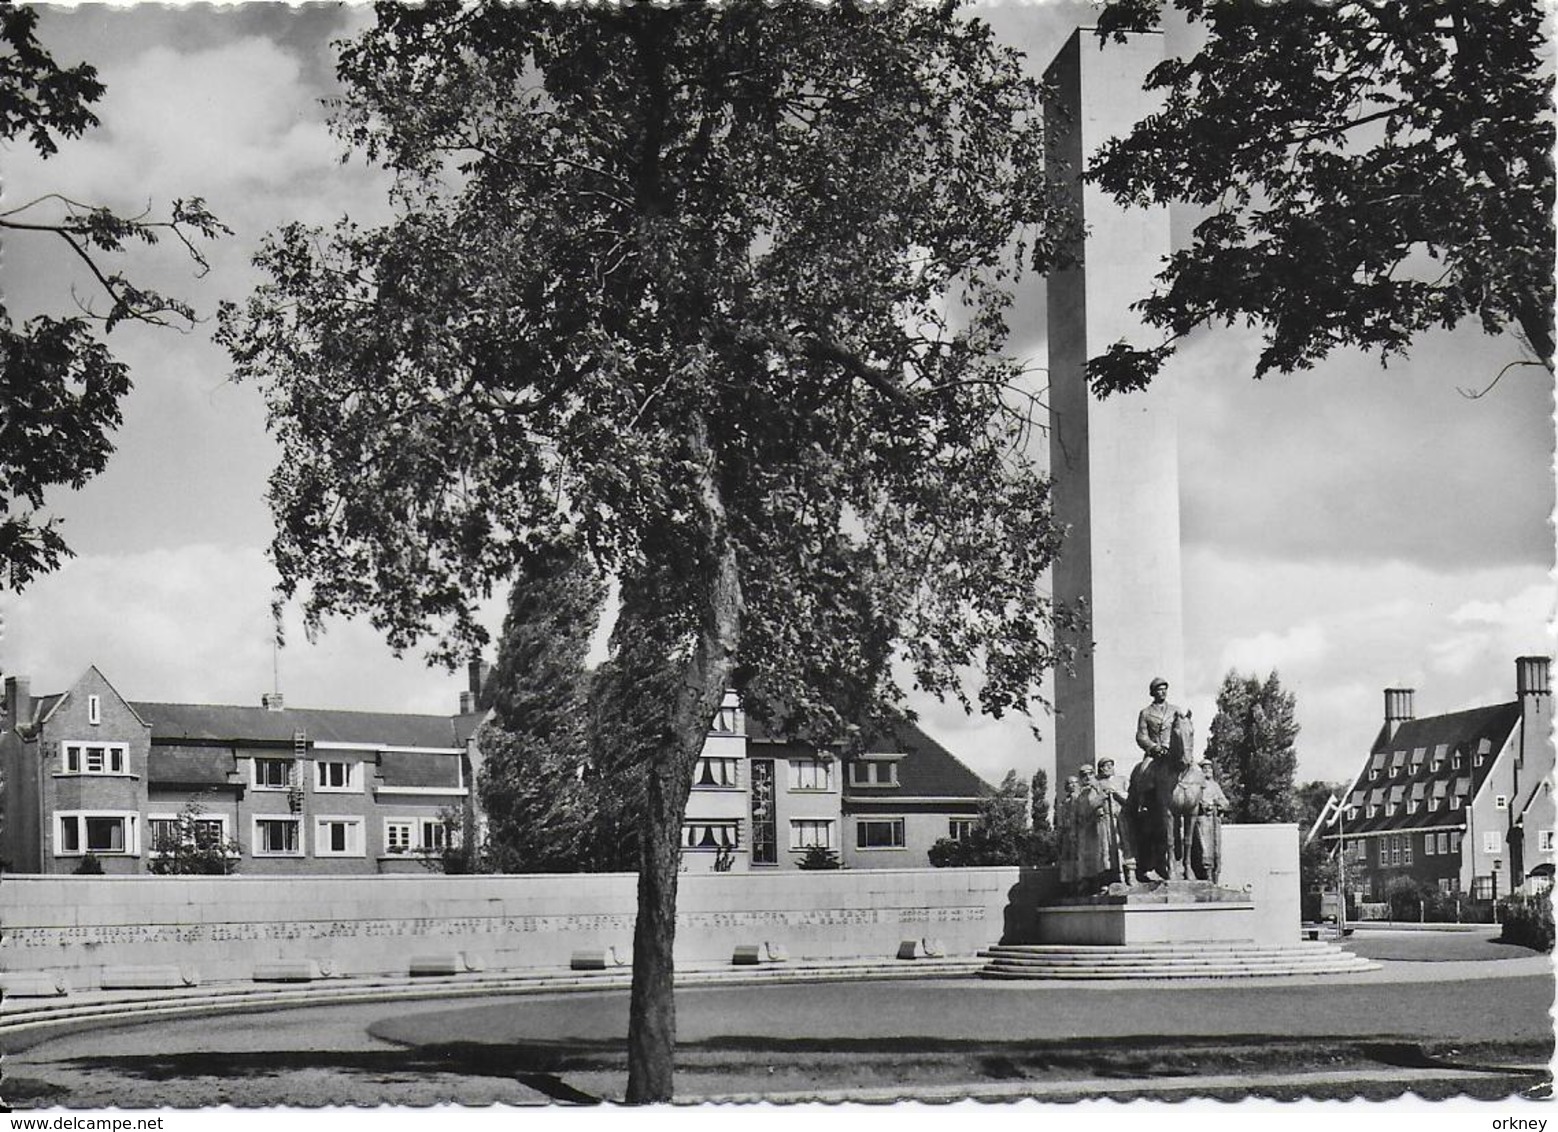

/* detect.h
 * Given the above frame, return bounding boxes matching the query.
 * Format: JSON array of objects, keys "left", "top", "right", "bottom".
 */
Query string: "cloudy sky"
[{"left": 3, "top": 4, "right": 1551, "bottom": 795}]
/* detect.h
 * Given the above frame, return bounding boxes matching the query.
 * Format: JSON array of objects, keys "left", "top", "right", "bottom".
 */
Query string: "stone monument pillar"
[{"left": 1045, "top": 29, "right": 1184, "bottom": 788}]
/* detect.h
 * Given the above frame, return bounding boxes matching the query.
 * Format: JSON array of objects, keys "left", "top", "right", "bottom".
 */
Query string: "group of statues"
[{"left": 1056, "top": 677, "right": 1230, "bottom": 895}]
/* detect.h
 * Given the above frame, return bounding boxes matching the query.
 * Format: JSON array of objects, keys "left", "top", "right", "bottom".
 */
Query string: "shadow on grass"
[{"left": 53, "top": 1032, "right": 1553, "bottom": 1102}]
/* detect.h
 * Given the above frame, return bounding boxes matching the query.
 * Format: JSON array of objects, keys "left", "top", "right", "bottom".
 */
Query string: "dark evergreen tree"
[
  {"left": 1204, "top": 670, "right": 1300, "bottom": 824},
  {"left": 1028, "top": 766, "right": 1057, "bottom": 865},
  {"left": 477, "top": 540, "right": 608, "bottom": 874}
]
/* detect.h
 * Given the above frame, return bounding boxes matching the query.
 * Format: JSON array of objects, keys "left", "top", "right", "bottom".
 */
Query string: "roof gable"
[{"left": 133, "top": 702, "right": 463, "bottom": 749}]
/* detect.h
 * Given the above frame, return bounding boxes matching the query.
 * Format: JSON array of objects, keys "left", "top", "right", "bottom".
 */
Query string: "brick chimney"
[
  {"left": 463, "top": 657, "right": 491, "bottom": 714},
  {"left": 1516, "top": 655, "right": 1550, "bottom": 771},
  {"left": 1383, "top": 687, "right": 1414, "bottom": 741},
  {"left": 261, "top": 692, "right": 285, "bottom": 711},
  {"left": 3, "top": 675, "right": 32, "bottom": 728}
]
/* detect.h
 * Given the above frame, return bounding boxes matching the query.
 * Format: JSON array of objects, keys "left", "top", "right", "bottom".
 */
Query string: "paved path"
[{"left": 5, "top": 950, "right": 1549, "bottom": 1108}]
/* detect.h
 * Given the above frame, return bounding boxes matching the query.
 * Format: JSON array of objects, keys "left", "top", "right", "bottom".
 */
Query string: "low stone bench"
[
  {"left": 252, "top": 960, "right": 327, "bottom": 983},
  {"left": 896, "top": 938, "right": 947, "bottom": 960},
  {"left": 99, "top": 965, "right": 198, "bottom": 990},
  {"left": 0, "top": 972, "right": 70, "bottom": 997},
  {"left": 409, "top": 953, "right": 485, "bottom": 977},
  {"left": 569, "top": 947, "right": 625, "bottom": 971},
  {"left": 731, "top": 942, "right": 789, "bottom": 965}
]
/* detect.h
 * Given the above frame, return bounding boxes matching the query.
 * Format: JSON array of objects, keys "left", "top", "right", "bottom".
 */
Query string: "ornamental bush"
[{"left": 1497, "top": 893, "right": 1554, "bottom": 952}]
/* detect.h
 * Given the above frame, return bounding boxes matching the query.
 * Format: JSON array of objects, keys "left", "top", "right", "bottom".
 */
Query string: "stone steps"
[{"left": 978, "top": 942, "right": 1378, "bottom": 980}]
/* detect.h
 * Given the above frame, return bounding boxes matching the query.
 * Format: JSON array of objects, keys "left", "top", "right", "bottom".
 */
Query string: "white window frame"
[
  {"left": 855, "top": 817, "right": 906, "bottom": 851},
  {"left": 948, "top": 817, "right": 976, "bottom": 842},
  {"left": 147, "top": 813, "right": 231, "bottom": 857},
  {"left": 384, "top": 818, "right": 415, "bottom": 855},
  {"left": 1402, "top": 837, "right": 1413, "bottom": 865},
  {"left": 681, "top": 819, "right": 740, "bottom": 851},
  {"left": 54, "top": 811, "right": 139, "bottom": 857},
  {"left": 1481, "top": 831, "right": 1501, "bottom": 855},
  {"left": 253, "top": 815, "right": 304, "bottom": 857},
  {"left": 314, "top": 815, "right": 365, "bottom": 858},
  {"left": 252, "top": 758, "right": 295, "bottom": 791},
  {"left": 1540, "top": 830, "right": 1555, "bottom": 853},
  {"left": 420, "top": 817, "right": 454, "bottom": 853},
  {"left": 88, "top": 694, "right": 101, "bottom": 725},
  {"left": 381, "top": 816, "right": 450, "bottom": 856},
  {"left": 1437, "top": 831, "right": 1449, "bottom": 855},
  {"left": 692, "top": 755, "right": 740, "bottom": 789},
  {"left": 789, "top": 818, "right": 835, "bottom": 851},
  {"left": 710, "top": 704, "right": 742, "bottom": 734},
  {"left": 1424, "top": 834, "right": 1435, "bottom": 857},
  {"left": 787, "top": 757, "right": 834, "bottom": 792},
  {"left": 313, "top": 759, "right": 361, "bottom": 794},
  {"left": 1495, "top": 794, "right": 1508, "bottom": 810},
  {"left": 849, "top": 758, "right": 901, "bottom": 788},
  {"left": 58, "top": 742, "right": 128, "bottom": 776}
]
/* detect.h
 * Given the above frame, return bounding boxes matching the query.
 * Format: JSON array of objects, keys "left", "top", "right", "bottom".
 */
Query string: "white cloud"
[
  {"left": 2, "top": 545, "right": 478, "bottom": 718},
  {"left": 1219, "top": 622, "right": 1327, "bottom": 675}
]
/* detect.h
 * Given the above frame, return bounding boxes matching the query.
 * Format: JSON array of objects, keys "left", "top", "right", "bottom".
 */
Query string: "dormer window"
[
  {"left": 1452, "top": 752, "right": 1463, "bottom": 770},
  {"left": 710, "top": 704, "right": 741, "bottom": 734},
  {"left": 849, "top": 757, "right": 901, "bottom": 788}
]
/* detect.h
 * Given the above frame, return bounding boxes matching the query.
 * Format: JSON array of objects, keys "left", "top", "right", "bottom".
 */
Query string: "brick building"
[
  {"left": 1318, "top": 656, "right": 1554, "bottom": 902},
  {"left": 2, "top": 670, "right": 994, "bottom": 875},
  {"left": 1, "top": 667, "right": 485, "bottom": 875}
]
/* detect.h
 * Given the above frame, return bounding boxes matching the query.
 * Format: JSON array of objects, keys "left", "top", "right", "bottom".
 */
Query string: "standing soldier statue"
[
  {"left": 1192, "top": 757, "right": 1230, "bottom": 882},
  {"left": 1095, "top": 757, "right": 1131, "bottom": 887},
  {"left": 1057, "top": 775, "right": 1079, "bottom": 896}
]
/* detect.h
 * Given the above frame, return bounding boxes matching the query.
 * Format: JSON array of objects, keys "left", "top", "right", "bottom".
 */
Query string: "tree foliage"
[
  {"left": 219, "top": 1, "right": 1076, "bottom": 1100},
  {"left": 928, "top": 769, "right": 1043, "bottom": 867},
  {"left": 0, "top": 5, "right": 227, "bottom": 591},
  {"left": 1203, "top": 670, "right": 1300, "bottom": 825},
  {"left": 1086, "top": 0, "right": 1554, "bottom": 395},
  {"left": 477, "top": 541, "right": 611, "bottom": 874},
  {"left": 146, "top": 796, "right": 241, "bottom": 875}
]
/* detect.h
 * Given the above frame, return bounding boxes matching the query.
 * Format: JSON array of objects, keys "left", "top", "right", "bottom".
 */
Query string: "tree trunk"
[{"left": 624, "top": 415, "right": 742, "bottom": 1103}]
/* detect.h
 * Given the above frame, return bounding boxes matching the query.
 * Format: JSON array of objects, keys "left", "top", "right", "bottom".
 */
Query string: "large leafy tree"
[
  {"left": 1, "top": 5, "right": 226, "bottom": 590},
  {"left": 1085, "top": 0, "right": 1554, "bottom": 395},
  {"left": 928, "top": 769, "right": 1035, "bottom": 867},
  {"left": 1204, "top": 670, "right": 1301, "bottom": 825},
  {"left": 477, "top": 540, "right": 609, "bottom": 874},
  {"left": 220, "top": 1, "right": 1077, "bottom": 1100}
]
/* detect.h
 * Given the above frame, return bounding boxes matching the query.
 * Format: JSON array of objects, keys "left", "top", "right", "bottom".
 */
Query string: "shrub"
[
  {"left": 1498, "top": 893, "right": 1554, "bottom": 952},
  {"left": 796, "top": 845, "right": 841, "bottom": 870},
  {"left": 73, "top": 853, "right": 104, "bottom": 875}
]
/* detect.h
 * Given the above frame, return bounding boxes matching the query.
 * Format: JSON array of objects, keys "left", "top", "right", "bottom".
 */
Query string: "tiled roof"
[
  {"left": 849, "top": 719, "right": 993, "bottom": 800},
  {"left": 380, "top": 749, "right": 462, "bottom": 789},
  {"left": 746, "top": 714, "right": 992, "bottom": 801},
  {"left": 1327, "top": 702, "right": 1519, "bottom": 838},
  {"left": 133, "top": 702, "right": 467, "bottom": 749},
  {"left": 147, "top": 746, "right": 235, "bottom": 787}
]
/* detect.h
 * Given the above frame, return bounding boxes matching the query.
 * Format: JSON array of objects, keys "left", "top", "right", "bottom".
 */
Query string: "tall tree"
[
  {"left": 477, "top": 540, "right": 607, "bottom": 874},
  {"left": 928, "top": 769, "right": 1030, "bottom": 867},
  {"left": 1204, "top": 670, "right": 1300, "bottom": 824},
  {"left": 1028, "top": 765, "right": 1057, "bottom": 865},
  {"left": 1085, "top": 0, "right": 1554, "bottom": 396},
  {"left": 219, "top": 2, "right": 1078, "bottom": 1100},
  {"left": 1, "top": 6, "right": 226, "bottom": 590}
]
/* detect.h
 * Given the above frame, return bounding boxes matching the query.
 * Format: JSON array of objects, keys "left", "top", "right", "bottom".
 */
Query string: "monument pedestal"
[{"left": 1036, "top": 880, "right": 1255, "bottom": 946}]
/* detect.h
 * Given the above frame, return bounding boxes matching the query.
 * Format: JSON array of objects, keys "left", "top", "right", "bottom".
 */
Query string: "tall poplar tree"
[
  {"left": 1203, "top": 670, "right": 1301, "bottom": 825},
  {"left": 220, "top": 2, "right": 1078, "bottom": 1100},
  {"left": 477, "top": 541, "right": 608, "bottom": 874}
]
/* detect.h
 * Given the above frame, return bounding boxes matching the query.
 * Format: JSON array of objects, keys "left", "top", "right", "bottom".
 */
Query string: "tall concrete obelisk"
[{"left": 1046, "top": 30, "right": 1184, "bottom": 787}]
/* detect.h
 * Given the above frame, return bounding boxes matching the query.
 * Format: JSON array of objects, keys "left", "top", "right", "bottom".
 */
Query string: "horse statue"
[{"left": 1140, "top": 710, "right": 1206, "bottom": 881}]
